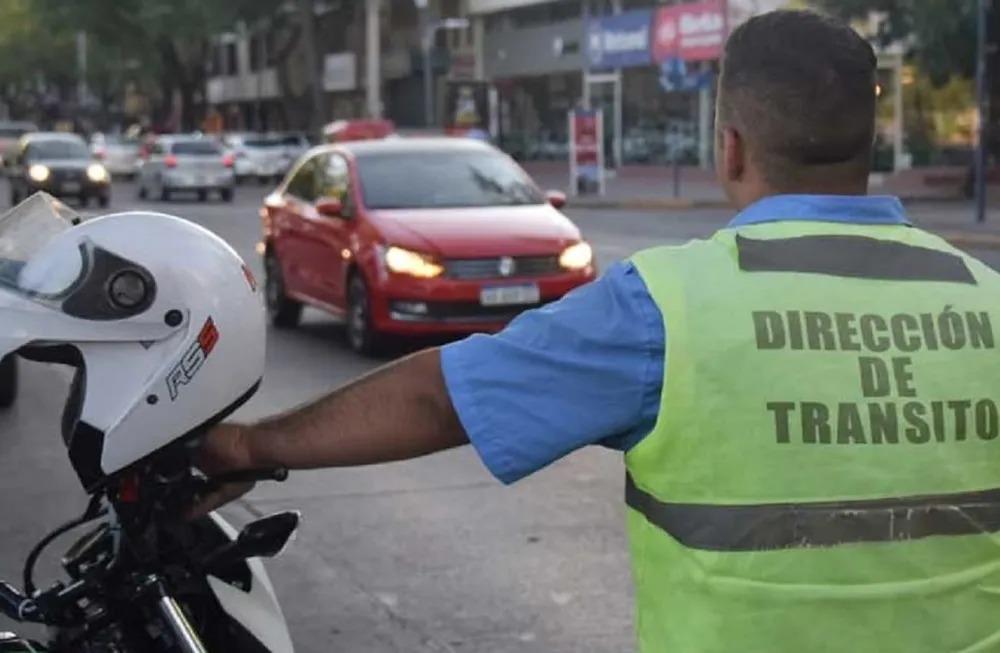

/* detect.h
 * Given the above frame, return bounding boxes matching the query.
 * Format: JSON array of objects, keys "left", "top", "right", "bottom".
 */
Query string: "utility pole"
[
  {"left": 76, "top": 31, "right": 88, "bottom": 110},
  {"left": 975, "top": 0, "right": 991, "bottom": 223}
]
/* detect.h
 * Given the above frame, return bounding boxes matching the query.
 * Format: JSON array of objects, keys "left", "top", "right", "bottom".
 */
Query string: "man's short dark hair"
[{"left": 719, "top": 10, "right": 878, "bottom": 187}]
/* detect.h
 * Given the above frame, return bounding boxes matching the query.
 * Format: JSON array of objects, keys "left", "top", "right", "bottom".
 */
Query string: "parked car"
[
  {"left": 0, "top": 121, "right": 37, "bottom": 170},
  {"left": 274, "top": 132, "right": 312, "bottom": 172},
  {"left": 220, "top": 132, "right": 286, "bottom": 185},
  {"left": 90, "top": 133, "right": 141, "bottom": 178},
  {"left": 0, "top": 355, "right": 16, "bottom": 408},
  {"left": 260, "top": 137, "right": 596, "bottom": 355},
  {"left": 137, "top": 135, "right": 235, "bottom": 202},
  {"left": 8, "top": 132, "right": 110, "bottom": 207}
]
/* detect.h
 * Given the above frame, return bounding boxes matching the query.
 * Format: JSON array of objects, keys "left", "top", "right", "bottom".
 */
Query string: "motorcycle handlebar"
[{"left": 0, "top": 581, "right": 41, "bottom": 623}]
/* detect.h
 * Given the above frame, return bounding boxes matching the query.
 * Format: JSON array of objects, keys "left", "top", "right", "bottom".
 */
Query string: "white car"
[
  {"left": 137, "top": 135, "right": 235, "bottom": 202},
  {"left": 91, "top": 133, "right": 141, "bottom": 178},
  {"left": 221, "top": 132, "right": 287, "bottom": 184}
]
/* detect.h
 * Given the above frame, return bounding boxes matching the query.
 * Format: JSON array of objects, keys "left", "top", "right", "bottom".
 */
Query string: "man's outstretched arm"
[{"left": 191, "top": 348, "right": 466, "bottom": 514}]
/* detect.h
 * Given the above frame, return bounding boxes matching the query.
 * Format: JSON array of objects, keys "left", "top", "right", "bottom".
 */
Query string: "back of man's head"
[{"left": 718, "top": 10, "right": 878, "bottom": 194}]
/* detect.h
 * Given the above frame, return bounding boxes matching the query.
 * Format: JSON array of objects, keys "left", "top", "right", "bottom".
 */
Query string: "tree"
[
  {"left": 37, "top": 0, "right": 278, "bottom": 130},
  {"left": 812, "top": 0, "right": 978, "bottom": 85}
]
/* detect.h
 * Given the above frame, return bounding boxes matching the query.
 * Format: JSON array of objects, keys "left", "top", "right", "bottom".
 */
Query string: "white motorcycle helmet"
[{"left": 0, "top": 193, "right": 265, "bottom": 490}]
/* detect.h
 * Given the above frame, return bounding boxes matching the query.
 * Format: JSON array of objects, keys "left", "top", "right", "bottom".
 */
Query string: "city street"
[{"left": 0, "top": 180, "right": 998, "bottom": 652}]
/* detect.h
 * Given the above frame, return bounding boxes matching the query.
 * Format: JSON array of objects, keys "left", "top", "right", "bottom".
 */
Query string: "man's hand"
[
  {"left": 186, "top": 349, "right": 468, "bottom": 518},
  {"left": 188, "top": 422, "right": 257, "bottom": 518}
]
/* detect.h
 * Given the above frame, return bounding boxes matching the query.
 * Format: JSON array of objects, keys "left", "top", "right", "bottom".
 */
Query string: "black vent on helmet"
[{"left": 61, "top": 246, "right": 157, "bottom": 321}]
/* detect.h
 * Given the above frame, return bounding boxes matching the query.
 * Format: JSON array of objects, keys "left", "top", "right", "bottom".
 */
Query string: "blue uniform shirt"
[{"left": 440, "top": 194, "right": 910, "bottom": 484}]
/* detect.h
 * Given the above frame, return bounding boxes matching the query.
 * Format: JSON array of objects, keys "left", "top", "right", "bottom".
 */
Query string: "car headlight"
[
  {"left": 559, "top": 242, "right": 593, "bottom": 270},
  {"left": 86, "top": 163, "right": 109, "bottom": 183},
  {"left": 384, "top": 246, "right": 444, "bottom": 279},
  {"left": 28, "top": 164, "right": 50, "bottom": 183}
]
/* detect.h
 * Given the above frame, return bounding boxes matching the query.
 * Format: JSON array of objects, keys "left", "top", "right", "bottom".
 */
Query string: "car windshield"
[
  {"left": 244, "top": 138, "right": 282, "bottom": 148},
  {"left": 29, "top": 140, "right": 89, "bottom": 160},
  {"left": 102, "top": 136, "right": 139, "bottom": 146},
  {"left": 357, "top": 150, "right": 544, "bottom": 209},
  {"left": 172, "top": 141, "right": 221, "bottom": 156}
]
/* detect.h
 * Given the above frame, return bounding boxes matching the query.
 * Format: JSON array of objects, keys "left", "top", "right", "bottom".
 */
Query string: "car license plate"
[
  {"left": 61, "top": 181, "right": 81, "bottom": 193},
  {"left": 480, "top": 284, "right": 540, "bottom": 307}
]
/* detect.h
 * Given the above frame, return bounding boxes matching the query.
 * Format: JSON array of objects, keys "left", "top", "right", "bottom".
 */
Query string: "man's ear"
[{"left": 720, "top": 126, "right": 746, "bottom": 183}]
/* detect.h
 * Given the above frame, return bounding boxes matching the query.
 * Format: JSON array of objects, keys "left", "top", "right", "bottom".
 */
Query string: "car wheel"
[
  {"left": 0, "top": 355, "right": 18, "bottom": 409},
  {"left": 9, "top": 187, "right": 19, "bottom": 206},
  {"left": 220, "top": 188, "right": 234, "bottom": 202},
  {"left": 138, "top": 183, "right": 147, "bottom": 200},
  {"left": 346, "top": 273, "right": 384, "bottom": 356},
  {"left": 98, "top": 194, "right": 110, "bottom": 209},
  {"left": 197, "top": 189, "right": 208, "bottom": 203},
  {"left": 265, "top": 253, "right": 302, "bottom": 329}
]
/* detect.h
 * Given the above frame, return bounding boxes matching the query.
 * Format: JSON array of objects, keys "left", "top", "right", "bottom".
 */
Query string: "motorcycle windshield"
[{"left": 0, "top": 193, "right": 83, "bottom": 298}]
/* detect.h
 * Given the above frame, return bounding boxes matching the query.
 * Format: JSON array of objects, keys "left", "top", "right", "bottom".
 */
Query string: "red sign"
[
  {"left": 652, "top": 0, "right": 726, "bottom": 63},
  {"left": 572, "top": 110, "right": 600, "bottom": 167}
]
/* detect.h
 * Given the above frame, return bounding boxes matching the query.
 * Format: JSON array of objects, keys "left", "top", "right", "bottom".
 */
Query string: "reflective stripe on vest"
[{"left": 626, "top": 472, "right": 1000, "bottom": 551}]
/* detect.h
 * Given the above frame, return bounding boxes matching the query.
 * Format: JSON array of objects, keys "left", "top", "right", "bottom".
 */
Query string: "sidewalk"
[
  {"left": 521, "top": 161, "right": 1000, "bottom": 249},
  {"left": 522, "top": 162, "right": 990, "bottom": 208}
]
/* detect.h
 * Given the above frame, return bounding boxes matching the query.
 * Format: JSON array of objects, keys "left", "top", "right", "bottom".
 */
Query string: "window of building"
[{"left": 225, "top": 42, "right": 238, "bottom": 76}]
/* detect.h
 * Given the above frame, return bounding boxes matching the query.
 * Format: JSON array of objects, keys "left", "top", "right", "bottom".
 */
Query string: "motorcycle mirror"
[{"left": 233, "top": 511, "right": 300, "bottom": 560}]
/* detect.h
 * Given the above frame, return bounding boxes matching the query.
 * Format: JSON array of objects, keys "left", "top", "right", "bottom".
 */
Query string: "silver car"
[
  {"left": 221, "top": 132, "right": 286, "bottom": 184},
  {"left": 91, "top": 133, "right": 141, "bottom": 178},
  {"left": 137, "top": 135, "right": 235, "bottom": 202}
]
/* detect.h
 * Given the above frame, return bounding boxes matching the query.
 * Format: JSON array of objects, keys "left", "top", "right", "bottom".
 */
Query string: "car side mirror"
[
  {"left": 316, "top": 196, "right": 344, "bottom": 218},
  {"left": 546, "top": 190, "right": 567, "bottom": 209}
]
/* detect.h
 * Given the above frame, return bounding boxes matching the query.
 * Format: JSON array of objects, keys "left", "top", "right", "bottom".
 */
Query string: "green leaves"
[{"left": 812, "top": 0, "right": 977, "bottom": 85}]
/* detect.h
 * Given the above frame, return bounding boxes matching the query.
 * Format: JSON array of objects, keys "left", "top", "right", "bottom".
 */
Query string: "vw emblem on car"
[{"left": 498, "top": 256, "right": 516, "bottom": 277}]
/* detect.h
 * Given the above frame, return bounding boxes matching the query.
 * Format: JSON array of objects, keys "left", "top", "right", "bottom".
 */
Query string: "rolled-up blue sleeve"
[{"left": 440, "top": 261, "right": 666, "bottom": 484}]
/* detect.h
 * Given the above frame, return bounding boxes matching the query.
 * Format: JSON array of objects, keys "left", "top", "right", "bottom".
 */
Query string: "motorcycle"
[{"left": 0, "top": 435, "right": 298, "bottom": 652}]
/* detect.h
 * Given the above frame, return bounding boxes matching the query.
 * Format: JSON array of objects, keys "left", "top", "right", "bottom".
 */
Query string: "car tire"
[
  {"left": 197, "top": 189, "right": 208, "bottom": 203},
  {"left": 0, "top": 355, "right": 18, "bottom": 409},
  {"left": 9, "top": 187, "right": 19, "bottom": 206},
  {"left": 346, "top": 273, "right": 385, "bottom": 356},
  {"left": 220, "top": 188, "right": 234, "bottom": 202},
  {"left": 265, "top": 252, "right": 302, "bottom": 329},
  {"left": 98, "top": 194, "right": 110, "bottom": 209},
  {"left": 138, "top": 183, "right": 147, "bottom": 200},
  {"left": 159, "top": 186, "right": 171, "bottom": 202}
]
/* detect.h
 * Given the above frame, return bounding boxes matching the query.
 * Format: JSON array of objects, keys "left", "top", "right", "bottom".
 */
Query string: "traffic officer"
[{"left": 196, "top": 10, "right": 1000, "bottom": 652}]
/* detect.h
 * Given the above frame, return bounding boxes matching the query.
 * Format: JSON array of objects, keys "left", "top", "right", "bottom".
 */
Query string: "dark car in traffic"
[{"left": 9, "top": 133, "right": 111, "bottom": 207}]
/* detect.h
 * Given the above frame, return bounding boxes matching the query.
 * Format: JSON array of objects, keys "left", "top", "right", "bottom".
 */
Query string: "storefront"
[{"left": 587, "top": 0, "right": 725, "bottom": 167}]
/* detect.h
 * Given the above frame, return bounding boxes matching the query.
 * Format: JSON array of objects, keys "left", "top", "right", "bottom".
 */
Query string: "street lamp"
[{"left": 417, "top": 9, "right": 470, "bottom": 127}]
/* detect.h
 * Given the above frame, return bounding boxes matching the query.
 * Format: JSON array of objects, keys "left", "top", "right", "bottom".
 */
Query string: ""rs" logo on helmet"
[{"left": 166, "top": 318, "right": 220, "bottom": 401}]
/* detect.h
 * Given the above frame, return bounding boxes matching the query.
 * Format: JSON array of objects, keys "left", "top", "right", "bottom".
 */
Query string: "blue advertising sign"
[{"left": 587, "top": 9, "right": 653, "bottom": 70}]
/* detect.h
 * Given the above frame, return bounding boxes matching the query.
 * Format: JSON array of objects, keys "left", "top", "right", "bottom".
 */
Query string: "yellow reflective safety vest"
[{"left": 627, "top": 220, "right": 1000, "bottom": 652}]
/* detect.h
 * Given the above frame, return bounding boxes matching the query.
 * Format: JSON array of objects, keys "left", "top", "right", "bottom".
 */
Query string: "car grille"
[
  {"left": 50, "top": 168, "right": 85, "bottom": 183},
  {"left": 445, "top": 255, "right": 561, "bottom": 280}
]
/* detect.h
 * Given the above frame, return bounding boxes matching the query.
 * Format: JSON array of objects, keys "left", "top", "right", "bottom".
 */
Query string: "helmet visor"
[{"left": 0, "top": 193, "right": 82, "bottom": 297}]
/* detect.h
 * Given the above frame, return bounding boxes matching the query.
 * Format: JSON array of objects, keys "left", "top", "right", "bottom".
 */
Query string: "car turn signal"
[
  {"left": 559, "top": 242, "right": 593, "bottom": 270},
  {"left": 384, "top": 246, "right": 444, "bottom": 279}
]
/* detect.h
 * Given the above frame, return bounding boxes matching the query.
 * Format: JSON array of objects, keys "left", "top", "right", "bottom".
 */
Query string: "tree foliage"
[{"left": 811, "top": 0, "right": 978, "bottom": 85}]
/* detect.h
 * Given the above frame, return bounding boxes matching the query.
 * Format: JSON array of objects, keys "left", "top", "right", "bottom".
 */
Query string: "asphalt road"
[{"left": 0, "top": 180, "right": 997, "bottom": 652}]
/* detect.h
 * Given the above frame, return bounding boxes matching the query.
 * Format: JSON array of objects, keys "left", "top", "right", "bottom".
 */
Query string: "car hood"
[
  {"left": 367, "top": 205, "right": 581, "bottom": 258},
  {"left": 32, "top": 159, "right": 91, "bottom": 170}
]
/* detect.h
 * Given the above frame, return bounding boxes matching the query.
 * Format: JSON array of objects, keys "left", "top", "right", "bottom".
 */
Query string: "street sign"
[
  {"left": 569, "top": 108, "right": 605, "bottom": 196},
  {"left": 659, "top": 58, "right": 715, "bottom": 92}
]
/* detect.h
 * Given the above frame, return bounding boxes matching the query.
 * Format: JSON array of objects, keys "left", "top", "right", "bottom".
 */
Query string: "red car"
[{"left": 260, "top": 137, "right": 597, "bottom": 354}]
